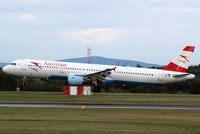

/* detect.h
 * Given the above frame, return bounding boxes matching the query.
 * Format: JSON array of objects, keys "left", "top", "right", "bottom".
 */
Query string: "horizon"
[
  {"left": 1, "top": 55, "right": 197, "bottom": 67},
  {"left": 0, "top": 55, "right": 162, "bottom": 64}
]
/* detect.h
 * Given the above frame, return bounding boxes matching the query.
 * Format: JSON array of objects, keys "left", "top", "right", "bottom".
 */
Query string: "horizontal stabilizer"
[{"left": 172, "top": 73, "right": 190, "bottom": 78}]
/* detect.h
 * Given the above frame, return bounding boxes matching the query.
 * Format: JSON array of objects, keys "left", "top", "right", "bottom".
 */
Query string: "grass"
[
  {"left": 0, "top": 91, "right": 200, "bottom": 105},
  {"left": 0, "top": 107, "right": 200, "bottom": 134},
  {"left": 0, "top": 92, "right": 200, "bottom": 134}
]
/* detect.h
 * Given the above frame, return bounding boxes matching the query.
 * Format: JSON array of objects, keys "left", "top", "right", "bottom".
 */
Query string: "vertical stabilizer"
[{"left": 161, "top": 46, "right": 195, "bottom": 72}]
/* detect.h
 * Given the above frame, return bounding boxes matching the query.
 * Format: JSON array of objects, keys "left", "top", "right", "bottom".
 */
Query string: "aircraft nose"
[{"left": 2, "top": 66, "right": 9, "bottom": 74}]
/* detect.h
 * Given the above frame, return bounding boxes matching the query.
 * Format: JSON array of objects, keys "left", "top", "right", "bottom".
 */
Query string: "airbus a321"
[{"left": 3, "top": 46, "right": 195, "bottom": 92}]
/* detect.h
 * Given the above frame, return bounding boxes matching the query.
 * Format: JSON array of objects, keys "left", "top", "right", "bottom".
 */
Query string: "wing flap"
[{"left": 83, "top": 67, "right": 116, "bottom": 82}]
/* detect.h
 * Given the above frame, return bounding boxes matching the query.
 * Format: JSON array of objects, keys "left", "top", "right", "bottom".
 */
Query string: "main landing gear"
[{"left": 91, "top": 80, "right": 102, "bottom": 93}]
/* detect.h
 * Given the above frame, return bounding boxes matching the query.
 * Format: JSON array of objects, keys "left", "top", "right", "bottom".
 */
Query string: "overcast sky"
[{"left": 0, "top": 0, "right": 199, "bottom": 65}]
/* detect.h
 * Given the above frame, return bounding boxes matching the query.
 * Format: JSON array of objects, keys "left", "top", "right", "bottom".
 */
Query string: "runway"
[{"left": 0, "top": 102, "right": 200, "bottom": 110}]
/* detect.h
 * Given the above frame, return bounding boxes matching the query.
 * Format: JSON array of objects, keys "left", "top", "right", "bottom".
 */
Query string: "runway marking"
[{"left": 0, "top": 103, "right": 200, "bottom": 110}]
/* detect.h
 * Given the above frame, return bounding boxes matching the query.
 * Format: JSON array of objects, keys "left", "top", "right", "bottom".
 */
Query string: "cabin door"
[{"left": 158, "top": 72, "right": 165, "bottom": 81}]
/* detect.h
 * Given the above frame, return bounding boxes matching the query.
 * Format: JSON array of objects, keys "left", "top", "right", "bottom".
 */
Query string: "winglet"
[
  {"left": 112, "top": 67, "right": 117, "bottom": 71},
  {"left": 161, "top": 46, "right": 195, "bottom": 72}
]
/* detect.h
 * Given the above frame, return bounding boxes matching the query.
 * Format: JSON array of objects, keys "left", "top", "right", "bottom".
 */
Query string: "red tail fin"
[{"left": 161, "top": 46, "right": 195, "bottom": 72}]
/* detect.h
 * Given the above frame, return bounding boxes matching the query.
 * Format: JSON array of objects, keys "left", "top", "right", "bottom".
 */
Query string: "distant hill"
[
  {"left": 0, "top": 63, "right": 9, "bottom": 68},
  {"left": 0, "top": 56, "right": 162, "bottom": 68},
  {"left": 59, "top": 56, "right": 162, "bottom": 68}
]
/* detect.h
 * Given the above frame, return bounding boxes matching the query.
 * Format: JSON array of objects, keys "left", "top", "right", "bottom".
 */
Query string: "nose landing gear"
[{"left": 16, "top": 76, "right": 26, "bottom": 92}]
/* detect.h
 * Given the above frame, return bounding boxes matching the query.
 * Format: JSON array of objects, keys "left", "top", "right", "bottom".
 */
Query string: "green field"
[
  {"left": 0, "top": 91, "right": 200, "bottom": 134},
  {"left": 0, "top": 91, "right": 200, "bottom": 105},
  {"left": 0, "top": 107, "right": 200, "bottom": 134}
]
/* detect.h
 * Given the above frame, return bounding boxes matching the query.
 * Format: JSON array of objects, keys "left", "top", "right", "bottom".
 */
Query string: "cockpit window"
[{"left": 11, "top": 63, "right": 16, "bottom": 66}]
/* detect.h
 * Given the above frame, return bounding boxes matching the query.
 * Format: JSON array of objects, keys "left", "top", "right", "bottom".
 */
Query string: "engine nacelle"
[{"left": 68, "top": 75, "right": 83, "bottom": 85}]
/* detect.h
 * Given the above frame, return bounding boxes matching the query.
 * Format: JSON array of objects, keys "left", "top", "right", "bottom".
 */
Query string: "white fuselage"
[{"left": 2, "top": 59, "right": 195, "bottom": 85}]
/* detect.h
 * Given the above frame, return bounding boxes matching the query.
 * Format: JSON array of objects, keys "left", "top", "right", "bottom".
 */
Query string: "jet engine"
[{"left": 68, "top": 75, "right": 84, "bottom": 85}]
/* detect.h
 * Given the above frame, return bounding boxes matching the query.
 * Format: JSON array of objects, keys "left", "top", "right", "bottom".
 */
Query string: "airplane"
[{"left": 2, "top": 46, "right": 195, "bottom": 92}]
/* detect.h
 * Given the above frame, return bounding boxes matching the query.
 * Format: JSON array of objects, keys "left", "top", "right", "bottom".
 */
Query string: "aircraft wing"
[{"left": 83, "top": 67, "right": 117, "bottom": 82}]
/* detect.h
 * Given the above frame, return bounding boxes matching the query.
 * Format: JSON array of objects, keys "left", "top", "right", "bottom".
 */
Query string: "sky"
[{"left": 0, "top": 0, "right": 199, "bottom": 65}]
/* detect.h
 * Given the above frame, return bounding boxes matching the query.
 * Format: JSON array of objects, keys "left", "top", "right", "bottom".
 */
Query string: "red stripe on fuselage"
[
  {"left": 31, "top": 62, "right": 42, "bottom": 69},
  {"left": 161, "top": 62, "right": 187, "bottom": 72},
  {"left": 183, "top": 46, "right": 195, "bottom": 52}
]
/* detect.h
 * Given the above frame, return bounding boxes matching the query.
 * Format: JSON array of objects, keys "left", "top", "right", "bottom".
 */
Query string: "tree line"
[{"left": 0, "top": 65, "right": 200, "bottom": 94}]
